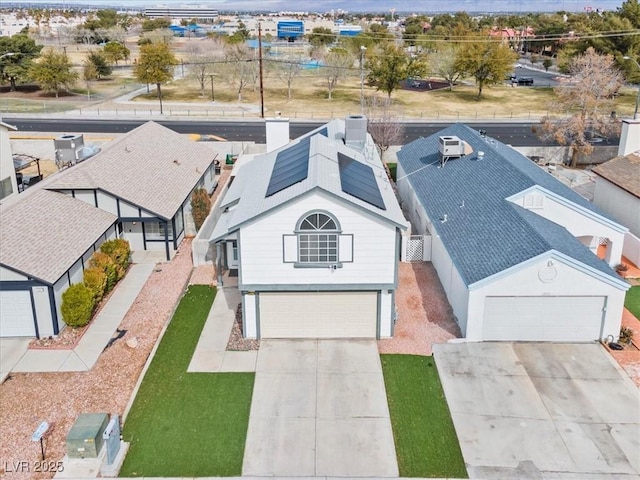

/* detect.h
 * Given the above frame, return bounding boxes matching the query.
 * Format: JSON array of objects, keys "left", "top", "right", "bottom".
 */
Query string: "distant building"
[{"left": 144, "top": 6, "right": 219, "bottom": 21}]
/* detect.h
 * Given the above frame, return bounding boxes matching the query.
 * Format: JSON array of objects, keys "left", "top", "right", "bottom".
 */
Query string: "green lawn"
[
  {"left": 120, "top": 285, "right": 255, "bottom": 477},
  {"left": 625, "top": 286, "right": 640, "bottom": 320},
  {"left": 381, "top": 355, "right": 467, "bottom": 478}
]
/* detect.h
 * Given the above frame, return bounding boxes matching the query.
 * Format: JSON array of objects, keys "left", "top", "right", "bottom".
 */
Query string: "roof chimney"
[
  {"left": 618, "top": 119, "right": 640, "bottom": 156},
  {"left": 265, "top": 117, "right": 290, "bottom": 153}
]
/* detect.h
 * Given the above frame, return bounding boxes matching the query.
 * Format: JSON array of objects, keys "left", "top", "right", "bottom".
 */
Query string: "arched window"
[{"left": 296, "top": 212, "right": 340, "bottom": 264}]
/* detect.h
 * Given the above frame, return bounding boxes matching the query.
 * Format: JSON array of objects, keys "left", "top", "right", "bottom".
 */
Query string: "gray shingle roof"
[
  {"left": 397, "top": 123, "right": 621, "bottom": 286},
  {"left": 592, "top": 153, "right": 640, "bottom": 198},
  {"left": 47, "top": 122, "right": 216, "bottom": 219},
  {"left": 210, "top": 120, "right": 406, "bottom": 242},
  {"left": 0, "top": 189, "right": 117, "bottom": 284}
]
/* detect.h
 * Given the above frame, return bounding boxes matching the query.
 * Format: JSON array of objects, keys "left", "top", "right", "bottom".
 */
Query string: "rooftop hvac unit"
[
  {"left": 54, "top": 134, "right": 100, "bottom": 168},
  {"left": 65, "top": 413, "right": 109, "bottom": 458},
  {"left": 438, "top": 136, "right": 465, "bottom": 157},
  {"left": 345, "top": 115, "right": 368, "bottom": 149}
]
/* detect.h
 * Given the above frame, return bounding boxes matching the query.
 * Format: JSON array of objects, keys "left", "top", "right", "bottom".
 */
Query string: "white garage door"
[
  {"left": 259, "top": 292, "right": 377, "bottom": 339},
  {"left": 0, "top": 290, "right": 36, "bottom": 337},
  {"left": 482, "top": 296, "right": 605, "bottom": 342}
]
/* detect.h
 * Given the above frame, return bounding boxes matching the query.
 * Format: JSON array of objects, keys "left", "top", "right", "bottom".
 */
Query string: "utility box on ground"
[{"left": 66, "top": 413, "right": 109, "bottom": 458}]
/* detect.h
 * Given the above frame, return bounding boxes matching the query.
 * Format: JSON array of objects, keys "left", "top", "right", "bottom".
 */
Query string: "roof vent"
[
  {"left": 345, "top": 115, "right": 368, "bottom": 150},
  {"left": 477, "top": 151, "right": 485, "bottom": 161}
]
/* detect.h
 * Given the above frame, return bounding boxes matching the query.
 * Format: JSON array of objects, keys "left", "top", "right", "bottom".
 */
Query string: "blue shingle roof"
[{"left": 397, "top": 124, "right": 620, "bottom": 286}]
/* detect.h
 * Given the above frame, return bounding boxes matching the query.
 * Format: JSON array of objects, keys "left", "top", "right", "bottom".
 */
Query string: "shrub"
[
  {"left": 83, "top": 267, "right": 107, "bottom": 302},
  {"left": 620, "top": 326, "right": 634, "bottom": 345},
  {"left": 191, "top": 187, "right": 212, "bottom": 231},
  {"left": 89, "top": 251, "right": 119, "bottom": 292},
  {"left": 61, "top": 283, "right": 96, "bottom": 328},
  {"left": 100, "top": 238, "right": 131, "bottom": 274}
]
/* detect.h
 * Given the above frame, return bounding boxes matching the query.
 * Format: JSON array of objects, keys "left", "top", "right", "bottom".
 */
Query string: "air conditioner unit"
[{"left": 438, "top": 136, "right": 465, "bottom": 157}]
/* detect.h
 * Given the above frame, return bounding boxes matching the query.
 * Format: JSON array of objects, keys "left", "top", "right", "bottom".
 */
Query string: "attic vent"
[{"left": 438, "top": 136, "right": 472, "bottom": 167}]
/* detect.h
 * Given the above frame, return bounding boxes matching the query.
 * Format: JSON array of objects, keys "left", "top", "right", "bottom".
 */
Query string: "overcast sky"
[{"left": 11, "top": 0, "right": 626, "bottom": 13}]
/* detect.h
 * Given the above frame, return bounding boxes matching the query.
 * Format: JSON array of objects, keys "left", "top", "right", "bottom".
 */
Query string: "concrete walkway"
[
  {"left": 187, "top": 287, "right": 258, "bottom": 373},
  {"left": 3, "top": 262, "right": 155, "bottom": 376},
  {"left": 242, "top": 339, "right": 399, "bottom": 477}
]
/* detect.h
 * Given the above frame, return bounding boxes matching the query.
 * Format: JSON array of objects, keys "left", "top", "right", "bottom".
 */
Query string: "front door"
[{"left": 226, "top": 240, "right": 238, "bottom": 269}]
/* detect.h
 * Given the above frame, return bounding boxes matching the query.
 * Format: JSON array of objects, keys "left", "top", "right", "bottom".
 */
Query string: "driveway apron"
[
  {"left": 434, "top": 342, "right": 640, "bottom": 479},
  {"left": 242, "top": 339, "right": 398, "bottom": 477}
]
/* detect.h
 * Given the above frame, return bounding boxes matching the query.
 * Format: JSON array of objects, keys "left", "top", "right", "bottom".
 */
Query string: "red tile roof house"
[{"left": 0, "top": 122, "right": 218, "bottom": 338}]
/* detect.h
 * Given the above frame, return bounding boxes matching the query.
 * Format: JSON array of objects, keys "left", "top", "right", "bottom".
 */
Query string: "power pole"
[
  {"left": 210, "top": 74, "right": 215, "bottom": 101},
  {"left": 258, "top": 22, "right": 265, "bottom": 118}
]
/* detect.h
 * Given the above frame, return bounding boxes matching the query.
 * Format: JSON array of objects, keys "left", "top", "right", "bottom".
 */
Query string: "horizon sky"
[{"left": 4, "top": 0, "right": 626, "bottom": 13}]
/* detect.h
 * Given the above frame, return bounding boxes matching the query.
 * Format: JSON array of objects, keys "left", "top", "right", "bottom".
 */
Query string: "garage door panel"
[
  {"left": 483, "top": 296, "right": 604, "bottom": 342},
  {"left": 0, "top": 290, "right": 36, "bottom": 337},
  {"left": 260, "top": 292, "right": 377, "bottom": 339}
]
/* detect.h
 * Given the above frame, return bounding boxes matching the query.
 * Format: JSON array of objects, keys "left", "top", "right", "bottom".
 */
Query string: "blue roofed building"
[
  {"left": 207, "top": 116, "right": 407, "bottom": 339},
  {"left": 396, "top": 124, "right": 629, "bottom": 342}
]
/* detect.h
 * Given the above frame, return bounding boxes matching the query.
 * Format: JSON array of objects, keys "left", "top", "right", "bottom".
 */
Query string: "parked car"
[{"left": 511, "top": 76, "right": 534, "bottom": 86}]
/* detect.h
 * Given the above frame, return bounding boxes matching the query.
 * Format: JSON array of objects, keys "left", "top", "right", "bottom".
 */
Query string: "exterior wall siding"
[
  {"left": 593, "top": 178, "right": 640, "bottom": 238},
  {"left": 239, "top": 192, "right": 397, "bottom": 287},
  {"left": 0, "top": 266, "right": 28, "bottom": 281}
]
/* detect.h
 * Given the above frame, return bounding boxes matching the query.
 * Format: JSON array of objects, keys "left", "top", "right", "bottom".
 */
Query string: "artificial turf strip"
[
  {"left": 625, "top": 286, "right": 640, "bottom": 321},
  {"left": 381, "top": 354, "right": 468, "bottom": 479},
  {"left": 120, "top": 285, "right": 255, "bottom": 477}
]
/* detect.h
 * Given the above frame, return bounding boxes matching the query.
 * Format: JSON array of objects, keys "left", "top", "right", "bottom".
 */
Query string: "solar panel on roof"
[
  {"left": 265, "top": 137, "right": 310, "bottom": 197},
  {"left": 338, "top": 153, "right": 386, "bottom": 210}
]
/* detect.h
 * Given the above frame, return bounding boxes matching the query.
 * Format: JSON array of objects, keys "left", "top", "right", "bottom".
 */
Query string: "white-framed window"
[
  {"left": 296, "top": 212, "right": 339, "bottom": 264},
  {"left": 146, "top": 221, "right": 174, "bottom": 240}
]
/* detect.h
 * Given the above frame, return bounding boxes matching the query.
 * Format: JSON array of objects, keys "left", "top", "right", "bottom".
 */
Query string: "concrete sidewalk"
[
  {"left": 3, "top": 262, "right": 155, "bottom": 376},
  {"left": 187, "top": 287, "right": 258, "bottom": 373}
]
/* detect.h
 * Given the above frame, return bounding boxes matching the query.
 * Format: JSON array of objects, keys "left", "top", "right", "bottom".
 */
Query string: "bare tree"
[
  {"left": 365, "top": 97, "right": 405, "bottom": 158},
  {"left": 272, "top": 56, "right": 303, "bottom": 100},
  {"left": 429, "top": 44, "right": 463, "bottom": 90},
  {"left": 536, "top": 48, "right": 622, "bottom": 167},
  {"left": 321, "top": 48, "right": 354, "bottom": 100},
  {"left": 223, "top": 43, "right": 255, "bottom": 101},
  {"left": 187, "top": 41, "right": 224, "bottom": 98}
]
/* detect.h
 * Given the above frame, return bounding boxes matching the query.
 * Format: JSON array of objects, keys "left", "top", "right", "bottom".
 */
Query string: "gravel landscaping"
[
  {"left": 379, "top": 262, "right": 462, "bottom": 356},
  {"left": 0, "top": 239, "right": 196, "bottom": 480}
]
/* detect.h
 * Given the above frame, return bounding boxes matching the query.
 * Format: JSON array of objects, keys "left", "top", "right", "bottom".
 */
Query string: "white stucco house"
[
  {"left": 0, "top": 122, "right": 219, "bottom": 338},
  {"left": 396, "top": 124, "right": 629, "bottom": 343},
  {"left": 0, "top": 119, "right": 18, "bottom": 203},
  {"left": 208, "top": 117, "right": 407, "bottom": 339}
]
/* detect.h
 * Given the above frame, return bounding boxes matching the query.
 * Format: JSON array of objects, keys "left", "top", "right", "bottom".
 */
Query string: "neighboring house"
[
  {"left": 592, "top": 153, "right": 640, "bottom": 238},
  {"left": 208, "top": 117, "right": 407, "bottom": 339},
  {"left": 397, "top": 124, "right": 629, "bottom": 343},
  {"left": 0, "top": 121, "right": 219, "bottom": 338},
  {"left": 0, "top": 119, "right": 18, "bottom": 203},
  {"left": 46, "top": 122, "right": 218, "bottom": 261}
]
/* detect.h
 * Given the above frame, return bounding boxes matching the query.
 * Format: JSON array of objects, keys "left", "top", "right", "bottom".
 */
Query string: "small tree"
[
  {"left": 0, "top": 34, "right": 43, "bottom": 91},
  {"left": 222, "top": 43, "right": 254, "bottom": 101},
  {"left": 28, "top": 48, "right": 78, "bottom": 97},
  {"left": 537, "top": 48, "right": 622, "bottom": 167},
  {"left": 61, "top": 283, "right": 95, "bottom": 328},
  {"left": 456, "top": 39, "right": 517, "bottom": 100},
  {"left": 429, "top": 43, "right": 464, "bottom": 90},
  {"left": 307, "top": 27, "right": 335, "bottom": 48},
  {"left": 103, "top": 41, "right": 130, "bottom": 65},
  {"left": 274, "top": 56, "right": 303, "bottom": 100},
  {"left": 191, "top": 188, "right": 211, "bottom": 231},
  {"left": 366, "top": 44, "right": 428, "bottom": 99},
  {"left": 321, "top": 48, "right": 354, "bottom": 100},
  {"left": 85, "top": 50, "right": 112, "bottom": 79},
  {"left": 83, "top": 267, "right": 107, "bottom": 302},
  {"left": 366, "top": 97, "right": 405, "bottom": 157},
  {"left": 134, "top": 42, "right": 177, "bottom": 113},
  {"left": 543, "top": 58, "right": 553, "bottom": 72}
]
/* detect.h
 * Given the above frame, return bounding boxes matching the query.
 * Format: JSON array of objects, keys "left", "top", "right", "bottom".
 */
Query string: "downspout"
[{"left": 216, "top": 242, "right": 223, "bottom": 286}]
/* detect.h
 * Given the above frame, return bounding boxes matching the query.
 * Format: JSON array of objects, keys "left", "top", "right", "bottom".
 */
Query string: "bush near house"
[
  {"left": 100, "top": 238, "right": 131, "bottom": 273},
  {"left": 89, "top": 251, "right": 120, "bottom": 291},
  {"left": 61, "top": 283, "right": 96, "bottom": 327},
  {"left": 83, "top": 267, "right": 107, "bottom": 302},
  {"left": 191, "top": 187, "right": 211, "bottom": 231}
]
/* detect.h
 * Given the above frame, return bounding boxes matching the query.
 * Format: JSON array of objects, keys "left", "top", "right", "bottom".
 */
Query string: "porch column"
[{"left": 215, "top": 243, "right": 223, "bottom": 286}]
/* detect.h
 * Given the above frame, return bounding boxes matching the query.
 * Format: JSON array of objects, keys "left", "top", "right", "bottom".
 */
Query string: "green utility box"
[{"left": 66, "top": 413, "right": 109, "bottom": 458}]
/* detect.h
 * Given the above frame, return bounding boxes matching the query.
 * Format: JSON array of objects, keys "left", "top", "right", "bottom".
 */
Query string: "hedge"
[
  {"left": 83, "top": 266, "right": 107, "bottom": 302},
  {"left": 61, "top": 283, "right": 96, "bottom": 328},
  {"left": 89, "top": 251, "right": 120, "bottom": 292},
  {"left": 100, "top": 238, "right": 131, "bottom": 273}
]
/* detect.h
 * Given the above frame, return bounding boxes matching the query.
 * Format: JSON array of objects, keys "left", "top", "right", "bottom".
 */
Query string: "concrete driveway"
[
  {"left": 434, "top": 342, "right": 640, "bottom": 479},
  {"left": 242, "top": 339, "right": 398, "bottom": 477}
]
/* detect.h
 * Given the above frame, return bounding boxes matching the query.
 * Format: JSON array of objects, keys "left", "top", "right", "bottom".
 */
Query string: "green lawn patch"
[
  {"left": 625, "top": 286, "right": 640, "bottom": 320},
  {"left": 381, "top": 355, "right": 467, "bottom": 478},
  {"left": 386, "top": 162, "right": 397, "bottom": 182},
  {"left": 120, "top": 285, "right": 254, "bottom": 477}
]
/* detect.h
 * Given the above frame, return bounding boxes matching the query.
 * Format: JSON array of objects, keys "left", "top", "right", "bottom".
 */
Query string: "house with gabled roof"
[
  {"left": 396, "top": 124, "right": 629, "bottom": 342},
  {"left": 208, "top": 116, "right": 408, "bottom": 339},
  {"left": 0, "top": 122, "right": 218, "bottom": 338}
]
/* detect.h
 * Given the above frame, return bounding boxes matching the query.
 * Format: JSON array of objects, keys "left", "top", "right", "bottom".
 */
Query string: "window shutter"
[
  {"left": 338, "top": 234, "right": 353, "bottom": 262},
  {"left": 283, "top": 234, "right": 297, "bottom": 263}
]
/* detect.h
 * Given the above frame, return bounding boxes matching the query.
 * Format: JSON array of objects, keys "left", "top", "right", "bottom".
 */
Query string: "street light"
[
  {"left": 623, "top": 56, "right": 640, "bottom": 120},
  {"left": 360, "top": 45, "right": 366, "bottom": 115}
]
